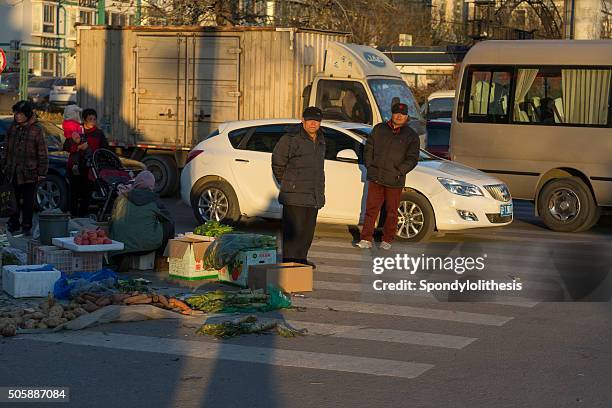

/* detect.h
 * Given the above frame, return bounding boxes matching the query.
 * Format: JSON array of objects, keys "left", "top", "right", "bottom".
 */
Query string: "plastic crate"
[
  {"left": 35, "top": 246, "right": 63, "bottom": 264},
  {"left": 27, "top": 239, "right": 41, "bottom": 264},
  {"left": 72, "top": 252, "right": 104, "bottom": 273},
  {"left": 38, "top": 248, "right": 74, "bottom": 273}
]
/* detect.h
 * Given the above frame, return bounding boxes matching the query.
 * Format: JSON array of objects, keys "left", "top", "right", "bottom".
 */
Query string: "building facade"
[{"left": 0, "top": 0, "right": 136, "bottom": 77}]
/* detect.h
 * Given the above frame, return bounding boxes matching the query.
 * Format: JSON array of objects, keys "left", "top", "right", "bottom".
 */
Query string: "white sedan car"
[{"left": 181, "top": 119, "right": 513, "bottom": 241}]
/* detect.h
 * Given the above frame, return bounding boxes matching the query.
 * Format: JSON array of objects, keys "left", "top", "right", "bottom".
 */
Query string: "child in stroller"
[{"left": 90, "top": 148, "right": 135, "bottom": 222}]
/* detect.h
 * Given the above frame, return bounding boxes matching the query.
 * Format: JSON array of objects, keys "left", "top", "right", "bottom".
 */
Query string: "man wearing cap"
[
  {"left": 356, "top": 102, "right": 420, "bottom": 250},
  {"left": 272, "top": 107, "right": 326, "bottom": 267}
]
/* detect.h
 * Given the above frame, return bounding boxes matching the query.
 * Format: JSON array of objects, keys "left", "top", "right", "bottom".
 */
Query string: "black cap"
[
  {"left": 12, "top": 100, "right": 34, "bottom": 119},
  {"left": 302, "top": 106, "right": 323, "bottom": 121},
  {"left": 391, "top": 102, "right": 408, "bottom": 115}
]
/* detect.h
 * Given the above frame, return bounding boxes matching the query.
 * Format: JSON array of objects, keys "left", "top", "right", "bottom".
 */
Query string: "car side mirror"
[{"left": 336, "top": 149, "right": 358, "bottom": 163}]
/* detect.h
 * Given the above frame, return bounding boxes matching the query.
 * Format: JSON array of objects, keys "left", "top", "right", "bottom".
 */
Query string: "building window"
[
  {"left": 42, "top": 52, "right": 55, "bottom": 73},
  {"left": 80, "top": 10, "right": 95, "bottom": 25},
  {"left": 43, "top": 4, "right": 56, "bottom": 33}
]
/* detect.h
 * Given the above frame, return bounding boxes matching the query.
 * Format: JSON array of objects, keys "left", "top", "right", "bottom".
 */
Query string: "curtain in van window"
[
  {"left": 513, "top": 69, "right": 539, "bottom": 122},
  {"left": 562, "top": 69, "right": 612, "bottom": 125}
]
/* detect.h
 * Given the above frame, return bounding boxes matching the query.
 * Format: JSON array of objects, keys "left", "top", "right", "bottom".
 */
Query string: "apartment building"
[{"left": 0, "top": 0, "right": 136, "bottom": 76}]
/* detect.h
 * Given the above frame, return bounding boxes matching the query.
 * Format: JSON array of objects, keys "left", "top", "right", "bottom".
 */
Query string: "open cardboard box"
[
  {"left": 248, "top": 262, "right": 313, "bottom": 293},
  {"left": 167, "top": 236, "right": 216, "bottom": 280}
]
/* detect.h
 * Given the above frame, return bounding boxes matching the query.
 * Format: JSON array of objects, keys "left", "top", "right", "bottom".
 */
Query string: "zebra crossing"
[{"left": 20, "top": 222, "right": 611, "bottom": 381}]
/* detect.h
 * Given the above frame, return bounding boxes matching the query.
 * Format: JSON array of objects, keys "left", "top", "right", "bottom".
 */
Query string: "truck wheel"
[
  {"left": 143, "top": 155, "right": 178, "bottom": 197},
  {"left": 396, "top": 191, "right": 435, "bottom": 242},
  {"left": 538, "top": 177, "right": 597, "bottom": 232},
  {"left": 191, "top": 181, "right": 240, "bottom": 225}
]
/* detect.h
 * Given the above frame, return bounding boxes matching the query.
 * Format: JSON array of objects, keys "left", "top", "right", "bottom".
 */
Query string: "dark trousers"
[
  {"left": 282, "top": 205, "right": 318, "bottom": 263},
  {"left": 8, "top": 182, "right": 36, "bottom": 231},
  {"left": 69, "top": 174, "right": 93, "bottom": 217},
  {"left": 360, "top": 181, "right": 402, "bottom": 243}
]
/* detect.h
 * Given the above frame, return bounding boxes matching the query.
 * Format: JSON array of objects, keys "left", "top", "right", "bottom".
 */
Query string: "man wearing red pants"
[{"left": 356, "top": 102, "right": 420, "bottom": 250}]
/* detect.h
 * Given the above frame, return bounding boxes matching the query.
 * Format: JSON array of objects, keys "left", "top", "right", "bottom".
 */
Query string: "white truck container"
[{"left": 77, "top": 26, "right": 424, "bottom": 196}]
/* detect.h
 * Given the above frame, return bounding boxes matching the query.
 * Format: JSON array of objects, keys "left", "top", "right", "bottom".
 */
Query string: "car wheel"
[
  {"left": 395, "top": 191, "right": 435, "bottom": 242},
  {"left": 538, "top": 177, "right": 598, "bottom": 232},
  {"left": 36, "top": 174, "right": 68, "bottom": 212},
  {"left": 191, "top": 181, "right": 240, "bottom": 225},
  {"left": 143, "top": 155, "right": 179, "bottom": 197}
]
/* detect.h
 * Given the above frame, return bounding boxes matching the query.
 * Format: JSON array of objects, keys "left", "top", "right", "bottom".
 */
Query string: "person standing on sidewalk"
[
  {"left": 356, "top": 102, "right": 420, "bottom": 250},
  {"left": 272, "top": 107, "right": 326, "bottom": 267},
  {"left": 3, "top": 101, "right": 48, "bottom": 236}
]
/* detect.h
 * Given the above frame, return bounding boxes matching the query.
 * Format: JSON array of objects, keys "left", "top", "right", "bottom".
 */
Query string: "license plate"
[{"left": 500, "top": 203, "right": 513, "bottom": 217}]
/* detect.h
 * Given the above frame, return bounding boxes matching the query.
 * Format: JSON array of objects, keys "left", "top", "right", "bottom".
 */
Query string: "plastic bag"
[
  {"left": 53, "top": 269, "right": 119, "bottom": 300},
  {"left": 203, "top": 233, "right": 276, "bottom": 270},
  {"left": 219, "top": 286, "right": 292, "bottom": 313}
]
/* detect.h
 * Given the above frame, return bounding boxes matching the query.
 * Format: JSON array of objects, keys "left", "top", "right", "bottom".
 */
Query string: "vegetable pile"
[
  {"left": 0, "top": 294, "right": 89, "bottom": 336},
  {"left": 193, "top": 221, "right": 233, "bottom": 238},
  {"left": 73, "top": 229, "right": 112, "bottom": 246},
  {"left": 72, "top": 291, "right": 197, "bottom": 315},
  {"left": 202, "top": 233, "right": 276, "bottom": 270},
  {"left": 186, "top": 288, "right": 291, "bottom": 313},
  {"left": 197, "top": 315, "right": 306, "bottom": 338}
]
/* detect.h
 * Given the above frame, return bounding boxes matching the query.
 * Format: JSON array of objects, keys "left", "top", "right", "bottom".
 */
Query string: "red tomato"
[
  {"left": 103, "top": 238, "right": 112, "bottom": 244},
  {"left": 82, "top": 239, "right": 90, "bottom": 245}
]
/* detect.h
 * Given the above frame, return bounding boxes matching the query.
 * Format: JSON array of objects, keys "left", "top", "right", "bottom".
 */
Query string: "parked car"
[
  {"left": 49, "top": 77, "right": 77, "bottom": 107},
  {"left": 180, "top": 119, "right": 513, "bottom": 242},
  {"left": 27, "top": 76, "right": 59, "bottom": 109},
  {"left": 0, "top": 116, "right": 145, "bottom": 211},
  {"left": 421, "top": 90, "right": 455, "bottom": 121},
  {"left": 425, "top": 118, "right": 451, "bottom": 160},
  {"left": 0, "top": 73, "right": 33, "bottom": 114}
]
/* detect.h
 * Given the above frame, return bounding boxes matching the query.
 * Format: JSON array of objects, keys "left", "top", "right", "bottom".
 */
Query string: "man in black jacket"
[
  {"left": 272, "top": 107, "right": 325, "bottom": 267},
  {"left": 356, "top": 102, "right": 420, "bottom": 250}
]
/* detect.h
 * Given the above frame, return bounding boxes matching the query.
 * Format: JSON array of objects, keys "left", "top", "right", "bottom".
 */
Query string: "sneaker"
[
  {"left": 355, "top": 240, "right": 373, "bottom": 249},
  {"left": 380, "top": 241, "right": 392, "bottom": 250}
]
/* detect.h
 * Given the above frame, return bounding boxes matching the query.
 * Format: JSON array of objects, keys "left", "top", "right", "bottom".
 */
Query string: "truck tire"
[
  {"left": 396, "top": 191, "right": 435, "bottom": 242},
  {"left": 537, "top": 177, "right": 597, "bottom": 232},
  {"left": 191, "top": 181, "right": 241, "bottom": 225},
  {"left": 143, "top": 155, "right": 178, "bottom": 197}
]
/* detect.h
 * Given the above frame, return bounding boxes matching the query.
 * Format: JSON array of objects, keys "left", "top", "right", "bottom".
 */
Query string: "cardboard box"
[
  {"left": 2, "top": 264, "right": 62, "bottom": 298},
  {"left": 218, "top": 249, "right": 277, "bottom": 287},
  {"left": 248, "top": 262, "right": 313, "bottom": 293},
  {"left": 167, "top": 237, "right": 217, "bottom": 280}
]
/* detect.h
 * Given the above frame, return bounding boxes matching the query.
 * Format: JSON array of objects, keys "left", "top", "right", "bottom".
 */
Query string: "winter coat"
[
  {"left": 109, "top": 188, "right": 173, "bottom": 255},
  {"left": 364, "top": 121, "right": 420, "bottom": 188},
  {"left": 63, "top": 126, "right": 109, "bottom": 174},
  {"left": 3, "top": 117, "right": 48, "bottom": 185},
  {"left": 271, "top": 126, "right": 326, "bottom": 208}
]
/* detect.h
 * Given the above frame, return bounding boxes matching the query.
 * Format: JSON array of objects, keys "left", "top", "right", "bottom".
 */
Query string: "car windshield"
[
  {"left": 0, "top": 74, "right": 19, "bottom": 90},
  {"left": 368, "top": 78, "right": 423, "bottom": 122},
  {"left": 30, "top": 77, "right": 56, "bottom": 88},
  {"left": 428, "top": 97, "right": 454, "bottom": 119},
  {"left": 345, "top": 126, "right": 437, "bottom": 161},
  {"left": 55, "top": 78, "right": 76, "bottom": 87},
  {"left": 39, "top": 121, "right": 64, "bottom": 150}
]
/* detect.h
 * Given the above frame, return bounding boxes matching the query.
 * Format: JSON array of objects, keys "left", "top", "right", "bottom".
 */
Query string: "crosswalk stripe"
[
  {"left": 21, "top": 331, "right": 434, "bottom": 379},
  {"left": 290, "top": 298, "right": 513, "bottom": 326},
  {"left": 283, "top": 320, "right": 476, "bottom": 349},
  {"left": 312, "top": 281, "right": 539, "bottom": 308}
]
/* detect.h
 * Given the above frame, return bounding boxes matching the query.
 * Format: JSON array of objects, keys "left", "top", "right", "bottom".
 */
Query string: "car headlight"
[{"left": 437, "top": 177, "right": 483, "bottom": 197}]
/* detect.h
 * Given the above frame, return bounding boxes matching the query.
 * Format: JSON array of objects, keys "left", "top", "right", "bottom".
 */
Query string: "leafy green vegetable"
[{"left": 193, "top": 221, "right": 234, "bottom": 237}]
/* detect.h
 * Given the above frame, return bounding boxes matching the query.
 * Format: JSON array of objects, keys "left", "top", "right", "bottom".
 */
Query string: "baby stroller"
[{"left": 90, "top": 149, "right": 134, "bottom": 222}]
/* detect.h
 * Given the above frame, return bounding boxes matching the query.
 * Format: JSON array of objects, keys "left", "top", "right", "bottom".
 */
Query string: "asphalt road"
[{"left": 2, "top": 199, "right": 612, "bottom": 408}]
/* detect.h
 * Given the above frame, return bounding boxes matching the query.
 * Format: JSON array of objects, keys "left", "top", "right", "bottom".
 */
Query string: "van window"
[
  {"left": 316, "top": 80, "right": 373, "bottom": 124},
  {"left": 513, "top": 67, "right": 612, "bottom": 126},
  {"left": 368, "top": 78, "right": 422, "bottom": 122},
  {"left": 463, "top": 67, "right": 512, "bottom": 123}
]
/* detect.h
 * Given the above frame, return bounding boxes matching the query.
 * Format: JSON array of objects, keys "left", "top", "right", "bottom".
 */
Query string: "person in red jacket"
[{"left": 63, "top": 108, "right": 108, "bottom": 217}]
